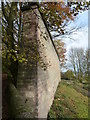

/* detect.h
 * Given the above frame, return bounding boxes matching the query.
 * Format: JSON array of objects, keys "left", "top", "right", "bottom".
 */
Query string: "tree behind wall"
[
  {"left": 2, "top": 2, "right": 21, "bottom": 86},
  {"left": 54, "top": 40, "right": 67, "bottom": 70},
  {"left": 68, "top": 48, "right": 88, "bottom": 82},
  {"left": 2, "top": 2, "right": 89, "bottom": 86},
  {"left": 2, "top": 2, "right": 73, "bottom": 86}
]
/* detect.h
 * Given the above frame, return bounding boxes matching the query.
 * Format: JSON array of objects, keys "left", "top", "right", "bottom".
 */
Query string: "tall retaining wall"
[
  {"left": 16, "top": 4, "right": 61, "bottom": 118},
  {"left": 37, "top": 8, "right": 61, "bottom": 118}
]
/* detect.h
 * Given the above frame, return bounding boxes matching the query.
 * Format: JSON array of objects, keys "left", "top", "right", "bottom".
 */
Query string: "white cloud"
[
  {"left": 62, "top": 9, "right": 88, "bottom": 53},
  {"left": 61, "top": 9, "right": 88, "bottom": 71}
]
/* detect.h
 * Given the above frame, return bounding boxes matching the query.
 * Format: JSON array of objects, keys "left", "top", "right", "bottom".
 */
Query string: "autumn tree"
[
  {"left": 54, "top": 40, "right": 66, "bottom": 70},
  {"left": 39, "top": 2, "right": 90, "bottom": 37},
  {"left": 39, "top": 2, "right": 73, "bottom": 35},
  {"left": 2, "top": 1, "right": 90, "bottom": 86}
]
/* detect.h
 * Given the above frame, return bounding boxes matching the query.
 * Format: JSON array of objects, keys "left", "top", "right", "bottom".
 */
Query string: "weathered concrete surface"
[
  {"left": 37, "top": 8, "right": 61, "bottom": 118},
  {"left": 17, "top": 8, "right": 38, "bottom": 118},
  {"left": 16, "top": 5, "right": 61, "bottom": 118}
]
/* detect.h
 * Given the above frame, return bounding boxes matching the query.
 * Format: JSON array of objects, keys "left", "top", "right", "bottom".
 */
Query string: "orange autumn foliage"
[{"left": 39, "top": 2, "right": 74, "bottom": 34}]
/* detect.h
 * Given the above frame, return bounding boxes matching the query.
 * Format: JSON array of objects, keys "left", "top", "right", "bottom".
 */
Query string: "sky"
[
  {"left": 58, "top": 9, "right": 88, "bottom": 54},
  {"left": 56, "top": 9, "right": 88, "bottom": 71},
  {"left": 64, "top": 10, "right": 88, "bottom": 52}
]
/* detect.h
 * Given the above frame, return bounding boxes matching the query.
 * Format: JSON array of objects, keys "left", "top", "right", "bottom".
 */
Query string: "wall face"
[
  {"left": 36, "top": 9, "right": 61, "bottom": 118},
  {"left": 17, "top": 5, "right": 61, "bottom": 118},
  {"left": 17, "top": 7, "right": 38, "bottom": 118}
]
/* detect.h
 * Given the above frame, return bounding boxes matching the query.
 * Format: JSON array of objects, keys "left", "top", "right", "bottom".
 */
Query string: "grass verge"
[{"left": 48, "top": 80, "right": 88, "bottom": 119}]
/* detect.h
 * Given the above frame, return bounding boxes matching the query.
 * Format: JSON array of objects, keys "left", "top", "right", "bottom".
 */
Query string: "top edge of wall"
[
  {"left": 21, "top": 2, "right": 38, "bottom": 12},
  {"left": 21, "top": 3, "right": 60, "bottom": 60},
  {"left": 1, "top": 0, "right": 89, "bottom": 3}
]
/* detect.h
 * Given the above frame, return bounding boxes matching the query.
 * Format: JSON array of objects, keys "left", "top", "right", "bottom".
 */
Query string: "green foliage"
[
  {"left": 2, "top": 2, "right": 21, "bottom": 86},
  {"left": 61, "top": 70, "right": 75, "bottom": 80},
  {"left": 2, "top": 2, "right": 50, "bottom": 86},
  {"left": 2, "top": 2, "right": 89, "bottom": 87}
]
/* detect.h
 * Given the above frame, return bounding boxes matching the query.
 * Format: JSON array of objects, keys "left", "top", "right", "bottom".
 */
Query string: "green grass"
[{"left": 48, "top": 80, "right": 88, "bottom": 119}]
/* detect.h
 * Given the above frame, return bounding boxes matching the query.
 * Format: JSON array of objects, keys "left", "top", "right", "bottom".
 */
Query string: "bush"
[{"left": 61, "top": 70, "right": 75, "bottom": 80}]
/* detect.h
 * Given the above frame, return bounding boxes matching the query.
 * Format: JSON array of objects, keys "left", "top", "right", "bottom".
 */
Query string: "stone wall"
[
  {"left": 16, "top": 4, "right": 61, "bottom": 118},
  {"left": 17, "top": 7, "right": 38, "bottom": 118},
  {"left": 36, "top": 8, "right": 61, "bottom": 118}
]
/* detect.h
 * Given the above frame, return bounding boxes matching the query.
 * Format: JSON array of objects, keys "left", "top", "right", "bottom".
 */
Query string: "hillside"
[{"left": 48, "top": 80, "right": 88, "bottom": 119}]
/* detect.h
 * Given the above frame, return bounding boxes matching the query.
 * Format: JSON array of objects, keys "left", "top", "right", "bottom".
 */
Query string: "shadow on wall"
[{"left": 9, "top": 83, "right": 36, "bottom": 118}]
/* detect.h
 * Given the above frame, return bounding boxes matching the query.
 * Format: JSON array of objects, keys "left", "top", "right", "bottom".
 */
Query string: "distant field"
[{"left": 48, "top": 80, "right": 88, "bottom": 119}]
